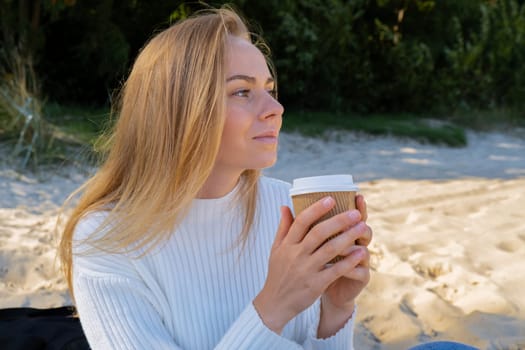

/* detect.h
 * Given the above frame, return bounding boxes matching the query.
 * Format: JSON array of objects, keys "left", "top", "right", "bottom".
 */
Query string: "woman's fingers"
[
  {"left": 355, "top": 194, "right": 368, "bottom": 222},
  {"left": 310, "top": 221, "right": 368, "bottom": 266},
  {"left": 316, "top": 246, "right": 368, "bottom": 286},
  {"left": 338, "top": 247, "right": 370, "bottom": 283},
  {"left": 342, "top": 265, "right": 371, "bottom": 285},
  {"left": 301, "top": 209, "right": 361, "bottom": 253},
  {"left": 260, "top": 196, "right": 373, "bottom": 329},
  {"left": 273, "top": 206, "right": 294, "bottom": 248},
  {"left": 356, "top": 224, "right": 373, "bottom": 247},
  {"left": 285, "top": 196, "right": 336, "bottom": 244}
]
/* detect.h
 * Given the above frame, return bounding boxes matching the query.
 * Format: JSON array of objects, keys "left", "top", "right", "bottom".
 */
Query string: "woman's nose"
[{"left": 259, "top": 92, "right": 284, "bottom": 120}]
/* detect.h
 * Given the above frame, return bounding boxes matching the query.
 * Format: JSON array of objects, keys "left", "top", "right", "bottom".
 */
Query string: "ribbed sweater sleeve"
[{"left": 72, "top": 177, "right": 355, "bottom": 349}]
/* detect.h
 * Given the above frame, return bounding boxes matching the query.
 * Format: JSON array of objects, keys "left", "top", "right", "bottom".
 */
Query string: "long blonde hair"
[{"left": 58, "top": 7, "right": 271, "bottom": 293}]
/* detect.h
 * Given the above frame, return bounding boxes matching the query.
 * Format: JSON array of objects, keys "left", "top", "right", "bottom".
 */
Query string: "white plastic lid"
[{"left": 289, "top": 174, "right": 359, "bottom": 196}]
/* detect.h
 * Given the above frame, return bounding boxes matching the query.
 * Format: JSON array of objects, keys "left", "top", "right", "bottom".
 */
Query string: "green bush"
[
  {"left": 443, "top": 0, "right": 525, "bottom": 111},
  {"left": 3, "top": 0, "right": 525, "bottom": 122}
]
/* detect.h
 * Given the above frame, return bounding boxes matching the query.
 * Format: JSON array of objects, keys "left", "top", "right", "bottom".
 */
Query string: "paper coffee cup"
[{"left": 290, "top": 175, "right": 359, "bottom": 264}]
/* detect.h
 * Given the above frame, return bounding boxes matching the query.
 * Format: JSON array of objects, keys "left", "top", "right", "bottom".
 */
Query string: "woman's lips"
[
  {"left": 253, "top": 135, "right": 278, "bottom": 144},
  {"left": 253, "top": 130, "right": 279, "bottom": 144}
]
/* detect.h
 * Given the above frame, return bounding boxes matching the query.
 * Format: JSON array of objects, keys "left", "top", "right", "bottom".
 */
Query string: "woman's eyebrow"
[{"left": 226, "top": 74, "right": 274, "bottom": 85}]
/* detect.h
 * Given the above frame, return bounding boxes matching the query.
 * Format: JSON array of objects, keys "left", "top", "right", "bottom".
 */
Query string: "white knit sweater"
[{"left": 72, "top": 176, "right": 355, "bottom": 349}]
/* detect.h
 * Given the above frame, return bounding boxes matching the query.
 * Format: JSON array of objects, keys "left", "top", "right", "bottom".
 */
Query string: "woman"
[{"left": 58, "top": 7, "right": 372, "bottom": 349}]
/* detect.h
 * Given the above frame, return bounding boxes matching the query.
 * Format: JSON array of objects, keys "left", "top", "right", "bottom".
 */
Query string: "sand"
[{"left": 1, "top": 129, "right": 524, "bottom": 349}]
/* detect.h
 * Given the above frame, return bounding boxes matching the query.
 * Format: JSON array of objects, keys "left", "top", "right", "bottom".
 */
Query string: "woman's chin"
[{"left": 257, "top": 157, "right": 278, "bottom": 170}]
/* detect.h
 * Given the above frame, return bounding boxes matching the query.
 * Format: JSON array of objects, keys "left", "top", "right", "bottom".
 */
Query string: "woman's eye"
[
  {"left": 268, "top": 89, "right": 277, "bottom": 98},
  {"left": 233, "top": 89, "right": 250, "bottom": 97}
]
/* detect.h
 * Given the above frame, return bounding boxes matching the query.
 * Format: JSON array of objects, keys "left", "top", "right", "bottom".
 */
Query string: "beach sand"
[{"left": 1, "top": 130, "right": 524, "bottom": 349}]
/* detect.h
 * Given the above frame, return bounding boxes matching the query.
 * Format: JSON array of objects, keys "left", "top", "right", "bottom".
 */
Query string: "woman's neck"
[{"left": 197, "top": 168, "right": 242, "bottom": 199}]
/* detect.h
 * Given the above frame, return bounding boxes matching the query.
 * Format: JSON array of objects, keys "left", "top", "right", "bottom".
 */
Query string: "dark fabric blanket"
[{"left": 0, "top": 307, "right": 89, "bottom": 350}]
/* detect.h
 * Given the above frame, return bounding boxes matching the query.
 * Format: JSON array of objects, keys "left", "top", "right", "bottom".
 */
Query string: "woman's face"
[{"left": 215, "top": 36, "right": 284, "bottom": 175}]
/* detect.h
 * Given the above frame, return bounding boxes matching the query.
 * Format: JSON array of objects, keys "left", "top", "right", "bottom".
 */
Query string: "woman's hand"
[
  {"left": 318, "top": 194, "right": 372, "bottom": 338},
  {"left": 253, "top": 196, "right": 368, "bottom": 334}
]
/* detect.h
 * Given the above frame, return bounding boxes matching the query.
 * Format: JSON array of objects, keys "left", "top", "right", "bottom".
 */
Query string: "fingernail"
[
  {"left": 348, "top": 210, "right": 360, "bottom": 221},
  {"left": 353, "top": 248, "right": 364, "bottom": 259},
  {"left": 322, "top": 196, "right": 334, "bottom": 208}
]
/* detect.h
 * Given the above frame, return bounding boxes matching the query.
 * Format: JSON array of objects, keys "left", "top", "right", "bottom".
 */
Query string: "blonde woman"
[{"left": 58, "top": 7, "right": 372, "bottom": 349}]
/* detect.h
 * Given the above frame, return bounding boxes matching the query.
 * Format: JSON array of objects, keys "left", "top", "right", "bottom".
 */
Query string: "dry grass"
[{"left": 0, "top": 44, "right": 53, "bottom": 169}]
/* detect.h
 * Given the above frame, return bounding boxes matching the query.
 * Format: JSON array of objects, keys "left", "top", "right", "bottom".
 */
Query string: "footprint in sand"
[
  {"left": 409, "top": 254, "right": 452, "bottom": 279},
  {"left": 497, "top": 240, "right": 521, "bottom": 253},
  {"left": 417, "top": 262, "right": 451, "bottom": 279}
]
